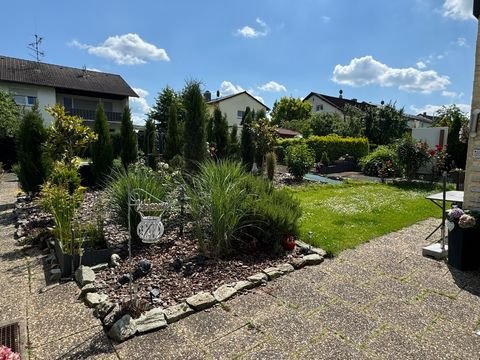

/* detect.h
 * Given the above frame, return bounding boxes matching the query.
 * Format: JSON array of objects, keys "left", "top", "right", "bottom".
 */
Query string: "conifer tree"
[
  {"left": 182, "top": 80, "right": 207, "bottom": 171},
  {"left": 240, "top": 107, "right": 255, "bottom": 168},
  {"left": 212, "top": 106, "right": 229, "bottom": 159},
  {"left": 144, "top": 118, "right": 157, "bottom": 169},
  {"left": 120, "top": 106, "right": 137, "bottom": 169},
  {"left": 91, "top": 101, "right": 113, "bottom": 182},
  {"left": 164, "top": 102, "right": 181, "bottom": 160}
]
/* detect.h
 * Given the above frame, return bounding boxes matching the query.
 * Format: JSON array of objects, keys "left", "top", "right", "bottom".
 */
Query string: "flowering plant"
[
  {"left": 458, "top": 214, "right": 476, "bottom": 229},
  {"left": 429, "top": 144, "right": 449, "bottom": 173},
  {"left": 0, "top": 345, "right": 21, "bottom": 360},
  {"left": 446, "top": 207, "right": 464, "bottom": 221}
]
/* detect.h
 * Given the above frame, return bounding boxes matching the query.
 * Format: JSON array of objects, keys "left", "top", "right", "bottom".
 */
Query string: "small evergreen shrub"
[
  {"left": 286, "top": 144, "right": 315, "bottom": 180},
  {"left": 49, "top": 162, "right": 81, "bottom": 194},
  {"left": 91, "top": 102, "right": 114, "bottom": 183},
  {"left": 265, "top": 152, "right": 276, "bottom": 181},
  {"left": 360, "top": 146, "right": 399, "bottom": 177}
]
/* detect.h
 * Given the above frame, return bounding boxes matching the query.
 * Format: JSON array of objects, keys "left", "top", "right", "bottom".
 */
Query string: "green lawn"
[{"left": 289, "top": 182, "right": 443, "bottom": 256}]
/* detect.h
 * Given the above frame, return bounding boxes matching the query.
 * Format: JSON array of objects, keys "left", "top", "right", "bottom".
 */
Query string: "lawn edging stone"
[{"left": 68, "top": 241, "right": 326, "bottom": 343}]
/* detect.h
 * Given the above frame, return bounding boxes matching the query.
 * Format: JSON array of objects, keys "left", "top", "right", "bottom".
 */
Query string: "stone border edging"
[{"left": 73, "top": 242, "right": 326, "bottom": 343}]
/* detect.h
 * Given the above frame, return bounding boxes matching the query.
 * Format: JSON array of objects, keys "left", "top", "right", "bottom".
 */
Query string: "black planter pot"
[
  {"left": 448, "top": 226, "right": 480, "bottom": 271},
  {"left": 54, "top": 238, "right": 112, "bottom": 277}
]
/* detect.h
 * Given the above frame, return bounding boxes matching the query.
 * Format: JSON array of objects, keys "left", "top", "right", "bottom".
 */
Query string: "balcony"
[{"left": 66, "top": 108, "right": 122, "bottom": 122}]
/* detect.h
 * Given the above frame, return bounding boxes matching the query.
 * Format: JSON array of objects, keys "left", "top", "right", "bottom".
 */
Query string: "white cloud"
[
  {"left": 129, "top": 87, "right": 151, "bottom": 124},
  {"left": 220, "top": 81, "right": 244, "bottom": 95},
  {"left": 86, "top": 67, "right": 102, "bottom": 72},
  {"left": 456, "top": 37, "right": 468, "bottom": 47},
  {"left": 71, "top": 33, "right": 169, "bottom": 65},
  {"left": 410, "top": 103, "right": 471, "bottom": 116},
  {"left": 322, "top": 16, "right": 331, "bottom": 23},
  {"left": 236, "top": 18, "right": 269, "bottom": 38},
  {"left": 258, "top": 81, "right": 287, "bottom": 92},
  {"left": 332, "top": 55, "right": 450, "bottom": 93},
  {"left": 442, "top": 0, "right": 474, "bottom": 20},
  {"left": 441, "top": 90, "right": 464, "bottom": 98},
  {"left": 416, "top": 61, "right": 427, "bottom": 69}
]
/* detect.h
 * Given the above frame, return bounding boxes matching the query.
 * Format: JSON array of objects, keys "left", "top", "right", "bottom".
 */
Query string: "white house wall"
[
  {"left": 0, "top": 81, "right": 56, "bottom": 124},
  {"left": 307, "top": 95, "right": 343, "bottom": 115},
  {"left": 209, "top": 94, "right": 268, "bottom": 127}
]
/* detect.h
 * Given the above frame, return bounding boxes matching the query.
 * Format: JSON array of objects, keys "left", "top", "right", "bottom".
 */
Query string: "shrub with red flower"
[
  {"left": 429, "top": 144, "right": 448, "bottom": 174},
  {"left": 0, "top": 346, "right": 20, "bottom": 360}
]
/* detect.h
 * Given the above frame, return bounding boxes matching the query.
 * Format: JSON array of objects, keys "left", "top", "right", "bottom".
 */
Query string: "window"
[
  {"left": 63, "top": 97, "right": 73, "bottom": 109},
  {"left": 316, "top": 104, "right": 323, "bottom": 111},
  {"left": 237, "top": 110, "right": 245, "bottom": 119},
  {"left": 13, "top": 95, "right": 37, "bottom": 106}
]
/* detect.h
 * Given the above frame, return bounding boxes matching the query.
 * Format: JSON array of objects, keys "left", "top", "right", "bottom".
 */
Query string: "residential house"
[
  {"left": 205, "top": 90, "right": 270, "bottom": 128},
  {"left": 0, "top": 55, "right": 138, "bottom": 131},
  {"left": 303, "top": 91, "right": 376, "bottom": 117},
  {"left": 405, "top": 113, "right": 433, "bottom": 128}
]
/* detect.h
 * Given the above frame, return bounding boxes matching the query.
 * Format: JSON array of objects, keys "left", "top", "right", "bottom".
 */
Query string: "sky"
[{"left": 0, "top": 0, "right": 478, "bottom": 124}]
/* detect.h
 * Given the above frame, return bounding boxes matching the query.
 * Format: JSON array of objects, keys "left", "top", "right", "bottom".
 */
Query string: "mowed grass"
[{"left": 289, "top": 182, "right": 442, "bottom": 256}]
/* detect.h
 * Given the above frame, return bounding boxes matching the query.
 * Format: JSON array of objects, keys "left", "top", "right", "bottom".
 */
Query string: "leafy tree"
[
  {"left": 91, "top": 102, "right": 114, "bottom": 182},
  {"left": 280, "top": 119, "right": 312, "bottom": 137},
  {"left": 251, "top": 117, "right": 277, "bottom": 168},
  {"left": 271, "top": 97, "right": 312, "bottom": 125},
  {"left": 240, "top": 107, "right": 255, "bottom": 168},
  {"left": 338, "top": 104, "right": 364, "bottom": 138},
  {"left": 182, "top": 80, "right": 207, "bottom": 171},
  {"left": 120, "top": 106, "right": 137, "bottom": 169},
  {"left": 16, "top": 105, "right": 49, "bottom": 193},
  {"left": 375, "top": 103, "right": 408, "bottom": 145},
  {"left": 144, "top": 117, "right": 157, "bottom": 169},
  {"left": 46, "top": 104, "right": 97, "bottom": 169},
  {"left": 212, "top": 106, "right": 229, "bottom": 159},
  {"left": 433, "top": 105, "right": 468, "bottom": 168},
  {"left": 286, "top": 144, "right": 315, "bottom": 180},
  {"left": 310, "top": 112, "right": 340, "bottom": 136},
  {"left": 0, "top": 90, "right": 20, "bottom": 138},
  {"left": 164, "top": 102, "right": 182, "bottom": 160}
]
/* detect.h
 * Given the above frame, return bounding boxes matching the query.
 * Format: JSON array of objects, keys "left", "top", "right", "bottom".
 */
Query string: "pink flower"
[{"left": 0, "top": 346, "right": 21, "bottom": 360}]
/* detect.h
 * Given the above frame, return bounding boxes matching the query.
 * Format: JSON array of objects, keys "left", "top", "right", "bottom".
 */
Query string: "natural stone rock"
[
  {"left": 290, "top": 257, "right": 307, "bottom": 269},
  {"left": 262, "top": 267, "right": 284, "bottom": 280},
  {"left": 135, "top": 308, "right": 167, "bottom": 333},
  {"left": 118, "top": 273, "right": 132, "bottom": 285},
  {"left": 164, "top": 302, "right": 195, "bottom": 324},
  {"left": 133, "top": 259, "right": 151, "bottom": 278},
  {"left": 85, "top": 293, "right": 108, "bottom": 308},
  {"left": 108, "top": 315, "right": 137, "bottom": 342},
  {"left": 75, "top": 265, "right": 95, "bottom": 286},
  {"left": 110, "top": 253, "right": 121, "bottom": 268},
  {"left": 79, "top": 283, "right": 96, "bottom": 297},
  {"left": 295, "top": 240, "right": 327, "bottom": 257},
  {"left": 90, "top": 263, "right": 109, "bottom": 272},
  {"left": 277, "top": 263, "right": 295, "bottom": 274},
  {"left": 304, "top": 254, "right": 324, "bottom": 266},
  {"left": 94, "top": 301, "right": 115, "bottom": 320},
  {"left": 186, "top": 291, "right": 217, "bottom": 311},
  {"left": 310, "top": 247, "right": 327, "bottom": 257},
  {"left": 233, "top": 280, "right": 255, "bottom": 292},
  {"left": 247, "top": 272, "right": 268, "bottom": 285},
  {"left": 213, "top": 284, "right": 237, "bottom": 302},
  {"left": 103, "top": 304, "right": 121, "bottom": 328}
]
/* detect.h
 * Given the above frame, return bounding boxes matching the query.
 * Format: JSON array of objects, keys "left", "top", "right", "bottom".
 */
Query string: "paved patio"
[{"left": 1, "top": 179, "right": 479, "bottom": 359}]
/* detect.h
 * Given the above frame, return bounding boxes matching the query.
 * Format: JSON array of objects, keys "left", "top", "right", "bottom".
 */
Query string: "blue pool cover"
[{"left": 303, "top": 173, "right": 343, "bottom": 185}]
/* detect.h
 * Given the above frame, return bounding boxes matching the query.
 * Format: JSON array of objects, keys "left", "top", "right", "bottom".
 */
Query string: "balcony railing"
[{"left": 66, "top": 108, "right": 122, "bottom": 122}]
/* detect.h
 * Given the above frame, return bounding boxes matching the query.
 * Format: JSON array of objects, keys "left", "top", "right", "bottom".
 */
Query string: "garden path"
[{"left": 0, "top": 179, "right": 479, "bottom": 359}]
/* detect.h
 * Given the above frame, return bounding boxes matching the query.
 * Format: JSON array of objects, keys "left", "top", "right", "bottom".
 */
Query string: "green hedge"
[{"left": 276, "top": 135, "right": 369, "bottom": 163}]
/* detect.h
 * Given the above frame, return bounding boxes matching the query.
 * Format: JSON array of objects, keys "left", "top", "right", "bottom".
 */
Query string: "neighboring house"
[
  {"left": 405, "top": 113, "right": 433, "bottom": 128},
  {"left": 0, "top": 55, "right": 138, "bottom": 131},
  {"left": 303, "top": 92, "right": 376, "bottom": 117},
  {"left": 205, "top": 90, "right": 270, "bottom": 128}
]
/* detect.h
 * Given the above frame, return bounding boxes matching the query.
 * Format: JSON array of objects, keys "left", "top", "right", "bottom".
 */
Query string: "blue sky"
[{"left": 0, "top": 0, "right": 477, "bottom": 123}]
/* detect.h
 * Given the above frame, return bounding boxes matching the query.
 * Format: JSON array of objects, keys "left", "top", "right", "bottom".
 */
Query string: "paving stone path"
[{"left": 1, "top": 178, "right": 479, "bottom": 359}]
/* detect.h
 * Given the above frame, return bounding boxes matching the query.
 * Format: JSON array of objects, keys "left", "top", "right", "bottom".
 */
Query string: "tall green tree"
[
  {"left": 240, "top": 107, "right": 255, "bottom": 168},
  {"left": 433, "top": 105, "right": 469, "bottom": 168},
  {"left": 251, "top": 116, "right": 277, "bottom": 167},
  {"left": 0, "top": 90, "right": 20, "bottom": 139},
  {"left": 227, "top": 124, "right": 240, "bottom": 159},
  {"left": 91, "top": 102, "right": 114, "bottom": 182},
  {"left": 120, "top": 106, "right": 137, "bottom": 169},
  {"left": 16, "top": 105, "right": 49, "bottom": 193},
  {"left": 271, "top": 97, "right": 312, "bottom": 125},
  {"left": 182, "top": 80, "right": 207, "bottom": 171},
  {"left": 164, "top": 102, "right": 182, "bottom": 160},
  {"left": 144, "top": 118, "right": 157, "bottom": 169},
  {"left": 206, "top": 115, "right": 214, "bottom": 144},
  {"left": 310, "top": 112, "right": 341, "bottom": 136},
  {"left": 148, "top": 86, "right": 181, "bottom": 132},
  {"left": 212, "top": 106, "right": 229, "bottom": 159}
]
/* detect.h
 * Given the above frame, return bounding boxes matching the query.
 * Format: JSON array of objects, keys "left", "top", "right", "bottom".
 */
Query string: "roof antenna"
[
  {"left": 82, "top": 65, "right": 88, "bottom": 78},
  {"left": 339, "top": 89, "right": 343, "bottom": 99},
  {"left": 28, "top": 34, "right": 45, "bottom": 62}
]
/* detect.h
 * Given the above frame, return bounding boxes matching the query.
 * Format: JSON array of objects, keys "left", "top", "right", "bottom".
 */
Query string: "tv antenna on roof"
[{"left": 28, "top": 34, "right": 45, "bottom": 62}]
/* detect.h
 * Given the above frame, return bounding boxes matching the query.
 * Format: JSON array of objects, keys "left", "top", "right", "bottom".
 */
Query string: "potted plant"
[{"left": 446, "top": 207, "right": 480, "bottom": 271}]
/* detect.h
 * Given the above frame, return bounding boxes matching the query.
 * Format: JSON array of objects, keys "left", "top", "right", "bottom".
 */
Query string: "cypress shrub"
[
  {"left": 144, "top": 118, "right": 157, "bottom": 169},
  {"left": 240, "top": 107, "right": 255, "bottom": 169},
  {"left": 213, "top": 106, "right": 229, "bottom": 159},
  {"left": 16, "top": 107, "right": 49, "bottom": 193},
  {"left": 91, "top": 102, "right": 114, "bottom": 183},
  {"left": 164, "top": 102, "right": 182, "bottom": 161},
  {"left": 120, "top": 106, "right": 137, "bottom": 169},
  {"left": 265, "top": 152, "right": 276, "bottom": 181}
]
